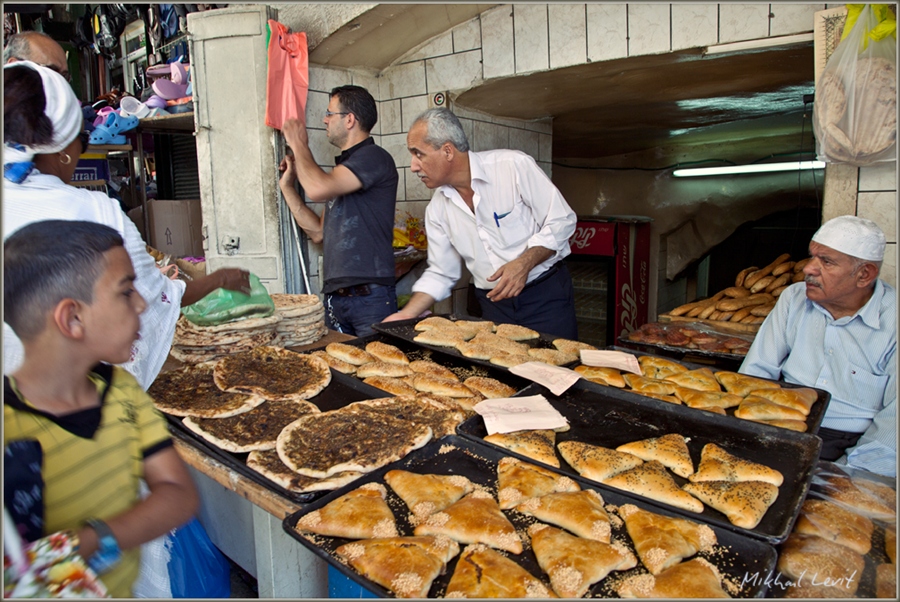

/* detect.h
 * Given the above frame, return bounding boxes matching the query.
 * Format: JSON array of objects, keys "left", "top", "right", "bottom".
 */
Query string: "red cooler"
[{"left": 566, "top": 216, "right": 651, "bottom": 347}]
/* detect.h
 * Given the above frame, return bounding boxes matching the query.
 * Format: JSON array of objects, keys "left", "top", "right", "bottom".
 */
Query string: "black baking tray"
[
  {"left": 372, "top": 314, "right": 578, "bottom": 371},
  {"left": 282, "top": 434, "right": 777, "bottom": 598},
  {"left": 165, "top": 368, "right": 381, "bottom": 504},
  {"left": 601, "top": 346, "right": 831, "bottom": 436},
  {"left": 617, "top": 335, "right": 746, "bottom": 371},
  {"left": 304, "top": 333, "right": 532, "bottom": 396},
  {"left": 768, "top": 462, "right": 896, "bottom": 598},
  {"left": 457, "top": 381, "right": 822, "bottom": 544}
]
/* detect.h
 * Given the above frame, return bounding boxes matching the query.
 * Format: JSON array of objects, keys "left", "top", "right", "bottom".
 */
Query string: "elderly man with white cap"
[{"left": 741, "top": 215, "right": 896, "bottom": 477}]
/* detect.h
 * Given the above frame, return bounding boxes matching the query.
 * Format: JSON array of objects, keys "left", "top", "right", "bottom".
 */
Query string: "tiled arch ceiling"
[{"left": 309, "top": 5, "right": 816, "bottom": 165}]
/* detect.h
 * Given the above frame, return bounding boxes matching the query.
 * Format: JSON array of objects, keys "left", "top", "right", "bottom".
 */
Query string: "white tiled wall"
[
  {"left": 858, "top": 161, "right": 897, "bottom": 288},
  {"left": 297, "top": 3, "right": 832, "bottom": 296}
]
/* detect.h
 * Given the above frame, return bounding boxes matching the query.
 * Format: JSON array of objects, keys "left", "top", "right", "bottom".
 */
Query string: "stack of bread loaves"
[{"left": 660, "top": 253, "right": 808, "bottom": 332}]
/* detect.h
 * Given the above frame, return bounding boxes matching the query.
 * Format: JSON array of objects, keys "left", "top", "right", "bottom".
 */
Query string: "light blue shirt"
[{"left": 740, "top": 280, "right": 896, "bottom": 477}]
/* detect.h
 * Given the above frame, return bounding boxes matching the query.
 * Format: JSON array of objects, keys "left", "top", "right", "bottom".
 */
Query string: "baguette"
[
  {"left": 771, "top": 261, "right": 795, "bottom": 276},
  {"left": 730, "top": 307, "right": 754, "bottom": 322},
  {"left": 741, "top": 315, "right": 759, "bottom": 324},
  {"left": 668, "top": 300, "right": 707, "bottom": 317},
  {"left": 709, "top": 311, "right": 723, "bottom": 320},
  {"left": 793, "top": 258, "right": 810, "bottom": 272},
  {"left": 735, "top": 267, "right": 758, "bottom": 288},
  {"left": 772, "top": 285, "right": 789, "bottom": 297},
  {"left": 658, "top": 315, "right": 761, "bottom": 334},
  {"left": 750, "top": 275, "right": 776, "bottom": 293},
  {"left": 792, "top": 271, "right": 805, "bottom": 283},
  {"left": 717, "top": 311, "right": 735, "bottom": 321},
  {"left": 744, "top": 253, "right": 791, "bottom": 288},
  {"left": 765, "top": 273, "right": 791, "bottom": 293},
  {"left": 698, "top": 303, "right": 719, "bottom": 320},
  {"left": 722, "top": 286, "right": 751, "bottom": 298},
  {"left": 748, "top": 316, "right": 765, "bottom": 324},
  {"left": 669, "top": 291, "right": 725, "bottom": 317},
  {"left": 717, "top": 293, "right": 774, "bottom": 312},
  {"left": 750, "top": 303, "right": 775, "bottom": 317}
]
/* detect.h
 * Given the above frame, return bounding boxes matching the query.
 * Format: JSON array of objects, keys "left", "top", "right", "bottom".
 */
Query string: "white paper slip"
[
  {"left": 509, "top": 361, "right": 581, "bottom": 396},
  {"left": 580, "top": 349, "right": 642, "bottom": 375},
  {"left": 473, "top": 394, "right": 568, "bottom": 435}
]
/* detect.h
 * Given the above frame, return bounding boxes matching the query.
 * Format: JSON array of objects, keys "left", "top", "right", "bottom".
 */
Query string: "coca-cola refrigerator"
[{"left": 566, "top": 216, "right": 652, "bottom": 347}]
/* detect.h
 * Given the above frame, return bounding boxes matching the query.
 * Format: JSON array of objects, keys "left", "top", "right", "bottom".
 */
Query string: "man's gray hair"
[
  {"left": 3, "top": 31, "right": 49, "bottom": 63},
  {"left": 413, "top": 108, "right": 470, "bottom": 152}
]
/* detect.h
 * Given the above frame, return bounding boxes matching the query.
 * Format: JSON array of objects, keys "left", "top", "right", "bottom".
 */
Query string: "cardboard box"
[
  {"left": 147, "top": 200, "right": 204, "bottom": 257},
  {"left": 126, "top": 206, "right": 146, "bottom": 242}
]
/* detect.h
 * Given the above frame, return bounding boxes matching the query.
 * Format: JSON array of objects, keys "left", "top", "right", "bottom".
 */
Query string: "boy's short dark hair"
[
  {"left": 330, "top": 85, "right": 377, "bottom": 133},
  {"left": 4, "top": 220, "right": 124, "bottom": 340}
]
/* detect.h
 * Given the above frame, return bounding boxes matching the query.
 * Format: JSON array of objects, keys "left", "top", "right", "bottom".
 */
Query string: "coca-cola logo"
[
  {"left": 570, "top": 226, "right": 596, "bottom": 249},
  {"left": 619, "top": 282, "right": 638, "bottom": 332}
]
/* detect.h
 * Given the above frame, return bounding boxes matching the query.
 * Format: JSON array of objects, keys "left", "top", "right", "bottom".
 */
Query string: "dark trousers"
[
  {"left": 818, "top": 426, "right": 864, "bottom": 461},
  {"left": 474, "top": 262, "right": 578, "bottom": 340},
  {"left": 325, "top": 284, "right": 397, "bottom": 337}
]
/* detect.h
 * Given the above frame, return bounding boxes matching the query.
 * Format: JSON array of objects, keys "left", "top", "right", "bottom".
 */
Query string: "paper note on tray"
[
  {"left": 580, "top": 350, "right": 642, "bottom": 375},
  {"left": 509, "top": 361, "right": 581, "bottom": 396},
  {"left": 474, "top": 395, "right": 568, "bottom": 435}
]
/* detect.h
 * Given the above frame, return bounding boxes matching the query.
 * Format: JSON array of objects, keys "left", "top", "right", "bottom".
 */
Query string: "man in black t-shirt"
[{"left": 279, "top": 85, "right": 399, "bottom": 336}]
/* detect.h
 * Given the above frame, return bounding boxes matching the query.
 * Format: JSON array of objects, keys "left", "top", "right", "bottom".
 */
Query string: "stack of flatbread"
[
  {"left": 816, "top": 56, "right": 897, "bottom": 165},
  {"left": 270, "top": 294, "right": 327, "bottom": 347},
  {"left": 170, "top": 314, "right": 280, "bottom": 363}
]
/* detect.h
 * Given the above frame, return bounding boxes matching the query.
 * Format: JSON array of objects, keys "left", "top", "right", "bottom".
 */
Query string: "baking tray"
[
  {"left": 165, "top": 368, "right": 382, "bottom": 504},
  {"left": 768, "top": 462, "right": 896, "bottom": 599},
  {"left": 602, "top": 346, "right": 831, "bottom": 436},
  {"left": 282, "top": 434, "right": 777, "bottom": 598},
  {"left": 617, "top": 335, "right": 746, "bottom": 371},
  {"left": 372, "top": 314, "right": 578, "bottom": 371},
  {"left": 304, "top": 333, "right": 532, "bottom": 396},
  {"left": 457, "top": 381, "right": 822, "bottom": 544}
]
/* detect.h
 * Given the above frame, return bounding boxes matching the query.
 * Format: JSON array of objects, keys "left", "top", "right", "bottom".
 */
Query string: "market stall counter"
[{"left": 169, "top": 328, "right": 355, "bottom": 598}]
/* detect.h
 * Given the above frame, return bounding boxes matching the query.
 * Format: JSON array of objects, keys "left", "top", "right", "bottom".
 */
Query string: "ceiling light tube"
[
  {"left": 704, "top": 33, "right": 814, "bottom": 55},
  {"left": 673, "top": 161, "right": 826, "bottom": 177}
]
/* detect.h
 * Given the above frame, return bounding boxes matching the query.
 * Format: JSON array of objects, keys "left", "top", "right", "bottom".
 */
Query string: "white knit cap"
[
  {"left": 3, "top": 60, "right": 82, "bottom": 163},
  {"left": 811, "top": 215, "right": 886, "bottom": 261}
]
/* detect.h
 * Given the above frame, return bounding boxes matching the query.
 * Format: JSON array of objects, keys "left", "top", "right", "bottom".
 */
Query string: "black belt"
[
  {"left": 330, "top": 284, "right": 372, "bottom": 297},
  {"left": 523, "top": 262, "right": 562, "bottom": 290}
]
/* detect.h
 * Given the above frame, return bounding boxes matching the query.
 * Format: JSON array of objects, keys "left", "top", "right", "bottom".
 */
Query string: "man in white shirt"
[
  {"left": 384, "top": 108, "right": 578, "bottom": 338},
  {"left": 740, "top": 216, "right": 896, "bottom": 477}
]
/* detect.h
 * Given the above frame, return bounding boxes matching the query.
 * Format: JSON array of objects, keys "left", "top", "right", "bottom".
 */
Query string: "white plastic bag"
[{"left": 814, "top": 4, "right": 897, "bottom": 166}]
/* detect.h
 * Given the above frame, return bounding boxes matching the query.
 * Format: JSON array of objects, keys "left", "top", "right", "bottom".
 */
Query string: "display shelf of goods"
[{"left": 568, "top": 261, "right": 609, "bottom": 292}]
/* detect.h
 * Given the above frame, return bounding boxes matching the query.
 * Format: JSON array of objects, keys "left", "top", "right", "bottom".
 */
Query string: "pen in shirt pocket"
[{"left": 493, "top": 211, "right": 511, "bottom": 227}]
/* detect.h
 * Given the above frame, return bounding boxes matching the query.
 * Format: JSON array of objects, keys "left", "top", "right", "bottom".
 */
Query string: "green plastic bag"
[{"left": 181, "top": 273, "right": 275, "bottom": 326}]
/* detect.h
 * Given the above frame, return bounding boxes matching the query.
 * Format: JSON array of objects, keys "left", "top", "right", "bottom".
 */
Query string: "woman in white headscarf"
[{"left": 3, "top": 61, "right": 251, "bottom": 388}]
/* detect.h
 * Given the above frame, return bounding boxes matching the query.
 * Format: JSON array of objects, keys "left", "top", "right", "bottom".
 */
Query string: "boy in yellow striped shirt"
[{"left": 4, "top": 220, "right": 198, "bottom": 597}]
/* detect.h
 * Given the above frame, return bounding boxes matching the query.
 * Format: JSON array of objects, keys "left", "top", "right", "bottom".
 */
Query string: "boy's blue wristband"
[{"left": 83, "top": 518, "right": 121, "bottom": 575}]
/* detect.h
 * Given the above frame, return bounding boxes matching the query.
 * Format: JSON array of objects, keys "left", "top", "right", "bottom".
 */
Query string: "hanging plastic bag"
[
  {"left": 814, "top": 4, "right": 897, "bottom": 166},
  {"left": 181, "top": 272, "right": 275, "bottom": 326},
  {"left": 264, "top": 20, "right": 309, "bottom": 130},
  {"left": 165, "top": 518, "right": 231, "bottom": 599}
]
